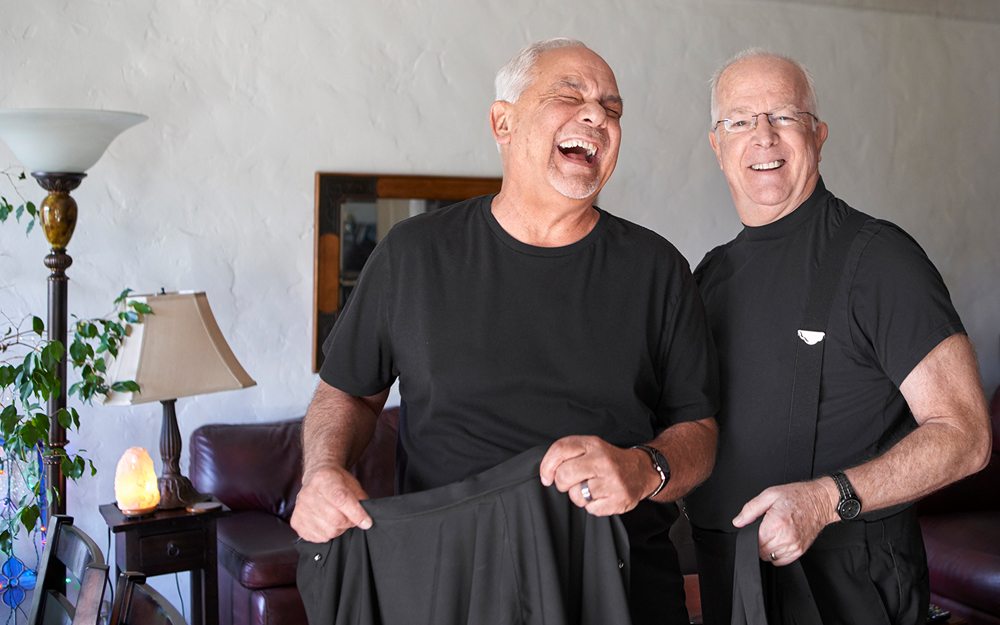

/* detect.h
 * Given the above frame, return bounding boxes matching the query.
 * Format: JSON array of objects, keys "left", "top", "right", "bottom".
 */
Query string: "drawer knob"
[{"left": 167, "top": 542, "right": 181, "bottom": 557}]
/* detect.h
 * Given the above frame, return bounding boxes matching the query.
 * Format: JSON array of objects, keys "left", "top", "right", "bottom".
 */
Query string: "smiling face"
[
  {"left": 492, "top": 46, "right": 622, "bottom": 203},
  {"left": 709, "top": 55, "right": 828, "bottom": 226}
]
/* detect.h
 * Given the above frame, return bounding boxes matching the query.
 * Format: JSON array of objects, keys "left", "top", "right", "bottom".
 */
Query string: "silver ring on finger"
[
  {"left": 769, "top": 552, "right": 777, "bottom": 561},
  {"left": 581, "top": 479, "right": 593, "bottom": 503}
]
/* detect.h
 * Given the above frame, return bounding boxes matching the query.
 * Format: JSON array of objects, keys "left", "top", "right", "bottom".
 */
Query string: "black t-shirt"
[
  {"left": 687, "top": 178, "right": 964, "bottom": 530},
  {"left": 320, "top": 194, "right": 718, "bottom": 495}
]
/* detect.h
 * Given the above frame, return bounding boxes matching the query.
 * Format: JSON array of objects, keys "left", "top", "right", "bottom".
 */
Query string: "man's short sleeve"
[
  {"left": 655, "top": 262, "right": 720, "bottom": 429},
  {"left": 319, "top": 239, "right": 396, "bottom": 396},
  {"left": 849, "top": 222, "right": 965, "bottom": 388}
]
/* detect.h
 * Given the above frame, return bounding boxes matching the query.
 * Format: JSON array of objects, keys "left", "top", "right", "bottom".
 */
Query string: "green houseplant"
[{"left": 1, "top": 170, "right": 145, "bottom": 557}]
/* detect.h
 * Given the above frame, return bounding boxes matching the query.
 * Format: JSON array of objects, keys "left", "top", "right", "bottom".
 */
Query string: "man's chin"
[{"left": 549, "top": 173, "right": 602, "bottom": 201}]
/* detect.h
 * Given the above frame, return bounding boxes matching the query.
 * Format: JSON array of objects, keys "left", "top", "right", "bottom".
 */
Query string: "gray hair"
[
  {"left": 495, "top": 37, "right": 588, "bottom": 103},
  {"left": 709, "top": 47, "right": 820, "bottom": 129}
]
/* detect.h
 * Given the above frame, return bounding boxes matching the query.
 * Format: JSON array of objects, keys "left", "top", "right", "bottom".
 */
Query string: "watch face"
[
  {"left": 652, "top": 450, "right": 670, "bottom": 477},
  {"left": 839, "top": 499, "right": 861, "bottom": 520}
]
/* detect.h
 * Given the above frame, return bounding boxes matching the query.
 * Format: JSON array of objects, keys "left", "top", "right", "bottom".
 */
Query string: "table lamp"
[
  {"left": 0, "top": 108, "right": 147, "bottom": 515},
  {"left": 105, "top": 291, "right": 256, "bottom": 509}
]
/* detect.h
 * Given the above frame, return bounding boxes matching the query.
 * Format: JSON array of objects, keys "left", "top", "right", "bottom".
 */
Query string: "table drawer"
[{"left": 139, "top": 529, "right": 205, "bottom": 573}]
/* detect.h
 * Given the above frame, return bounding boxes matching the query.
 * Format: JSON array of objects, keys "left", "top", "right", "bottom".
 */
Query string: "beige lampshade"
[
  {"left": 0, "top": 109, "right": 147, "bottom": 173},
  {"left": 104, "top": 291, "right": 256, "bottom": 405}
]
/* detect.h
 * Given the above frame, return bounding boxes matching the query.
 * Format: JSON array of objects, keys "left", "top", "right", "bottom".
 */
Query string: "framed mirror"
[{"left": 313, "top": 173, "right": 503, "bottom": 371}]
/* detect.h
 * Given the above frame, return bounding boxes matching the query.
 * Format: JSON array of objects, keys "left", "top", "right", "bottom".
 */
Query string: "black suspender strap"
[
  {"left": 783, "top": 210, "right": 871, "bottom": 484},
  {"left": 732, "top": 520, "right": 824, "bottom": 625},
  {"left": 733, "top": 210, "right": 871, "bottom": 625},
  {"left": 731, "top": 520, "right": 770, "bottom": 625}
]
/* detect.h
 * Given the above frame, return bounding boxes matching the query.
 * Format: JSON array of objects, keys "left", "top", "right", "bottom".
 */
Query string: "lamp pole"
[
  {"left": 35, "top": 171, "right": 85, "bottom": 515},
  {"left": 0, "top": 108, "right": 147, "bottom": 519}
]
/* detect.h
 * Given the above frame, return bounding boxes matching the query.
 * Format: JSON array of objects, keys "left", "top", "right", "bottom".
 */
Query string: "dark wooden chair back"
[
  {"left": 108, "top": 572, "right": 186, "bottom": 625},
  {"left": 26, "top": 515, "right": 109, "bottom": 625}
]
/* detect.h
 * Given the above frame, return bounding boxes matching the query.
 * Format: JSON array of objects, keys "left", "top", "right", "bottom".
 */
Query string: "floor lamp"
[{"left": 0, "top": 109, "right": 146, "bottom": 515}]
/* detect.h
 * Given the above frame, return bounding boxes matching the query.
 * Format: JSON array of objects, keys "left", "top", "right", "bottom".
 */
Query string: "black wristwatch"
[
  {"left": 631, "top": 445, "right": 670, "bottom": 499},
  {"left": 831, "top": 471, "right": 862, "bottom": 520}
]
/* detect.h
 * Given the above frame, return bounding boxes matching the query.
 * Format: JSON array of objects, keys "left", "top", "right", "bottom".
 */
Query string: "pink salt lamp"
[{"left": 115, "top": 447, "right": 160, "bottom": 516}]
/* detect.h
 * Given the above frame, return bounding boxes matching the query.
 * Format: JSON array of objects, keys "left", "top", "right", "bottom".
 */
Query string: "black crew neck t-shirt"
[
  {"left": 320, "top": 194, "right": 718, "bottom": 496},
  {"left": 687, "top": 178, "right": 964, "bottom": 530}
]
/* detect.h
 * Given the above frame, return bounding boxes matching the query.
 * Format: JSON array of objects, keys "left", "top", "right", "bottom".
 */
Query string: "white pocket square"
[{"left": 797, "top": 330, "right": 825, "bottom": 345}]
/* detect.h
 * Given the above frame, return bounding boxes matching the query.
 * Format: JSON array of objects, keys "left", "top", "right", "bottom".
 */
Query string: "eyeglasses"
[{"left": 714, "top": 109, "right": 818, "bottom": 133}]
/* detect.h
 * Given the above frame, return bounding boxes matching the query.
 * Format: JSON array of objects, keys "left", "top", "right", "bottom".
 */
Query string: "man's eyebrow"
[
  {"left": 549, "top": 78, "right": 586, "bottom": 93},
  {"left": 724, "top": 103, "right": 797, "bottom": 116},
  {"left": 547, "top": 78, "right": 623, "bottom": 109}
]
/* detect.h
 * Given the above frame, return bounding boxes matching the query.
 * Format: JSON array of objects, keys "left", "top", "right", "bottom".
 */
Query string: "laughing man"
[{"left": 290, "top": 38, "right": 719, "bottom": 624}]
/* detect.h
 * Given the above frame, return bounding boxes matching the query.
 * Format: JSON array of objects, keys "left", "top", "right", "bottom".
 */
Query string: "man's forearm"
[
  {"left": 817, "top": 333, "right": 992, "bottom": 521},
  {"left": 301, "top": 381, "right": 389, "bottom": 482},
  {"left": 648, "top": 416, "right": 718, "bottom": 503},
  {"left": 832, "top": 413, "right": 991, "bottom": 518}
]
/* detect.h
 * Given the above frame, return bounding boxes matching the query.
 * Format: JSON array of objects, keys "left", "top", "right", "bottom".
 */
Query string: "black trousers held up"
[
  {"left": 298, "top": 445, "right": 687, "bottom": 625},
  {"left": 692, "top": 506, "right": 929, "bottom": 625}
]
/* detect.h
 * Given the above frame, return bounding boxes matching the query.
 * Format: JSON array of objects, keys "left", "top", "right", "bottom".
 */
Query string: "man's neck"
[
  {"left": 734, "top": 175, "right": 821, "bottom": 228},
  {"left": 490, "top": 187, "right": 599, "bottom": 248}
]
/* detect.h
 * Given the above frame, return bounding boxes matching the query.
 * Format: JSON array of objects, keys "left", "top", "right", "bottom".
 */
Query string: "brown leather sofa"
[
  {"left": 188, "top": 407, "right": 399, "bottom": 625},
  {"left": 916, "top": 385, "right": 1000, "bottom": 625}
]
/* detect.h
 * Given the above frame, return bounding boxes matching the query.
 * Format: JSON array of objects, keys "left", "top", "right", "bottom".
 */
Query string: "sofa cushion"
[
  {"left": 190, "top": 418, "right": 304, "bottom": 521},
  {"left": 920, "top": 511, "right": 1000, "bottom": 618},
  {"left": 218, "top": 511, "right": 301, "bottom": 589}
]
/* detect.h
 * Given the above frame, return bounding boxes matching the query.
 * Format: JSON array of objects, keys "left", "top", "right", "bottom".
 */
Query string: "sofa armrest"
[
  {"left": 189, "top": 407, "right": 401, "bottom": 521},
  {"left": 190, "top": 418, "right": 304, "bottom": 521}
]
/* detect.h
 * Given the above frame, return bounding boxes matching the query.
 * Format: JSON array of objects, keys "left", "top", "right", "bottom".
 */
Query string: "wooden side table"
[{"left": 100, "top": 501, "right": 230, "bottom": 625}]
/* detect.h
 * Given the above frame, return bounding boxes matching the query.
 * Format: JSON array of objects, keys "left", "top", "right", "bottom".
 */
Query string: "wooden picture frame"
[{"left": 313, "top": 173, "right": 503, "bottom": 372}]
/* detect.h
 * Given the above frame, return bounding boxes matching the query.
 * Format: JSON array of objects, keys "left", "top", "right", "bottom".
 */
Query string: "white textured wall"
[{"left": 2, "top": 0, "right": 998, "bottom": 614}]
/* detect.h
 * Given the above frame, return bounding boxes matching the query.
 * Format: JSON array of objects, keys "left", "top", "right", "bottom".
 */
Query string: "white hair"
[
  {"left": 494, "top": 37, "right": 588, "bottom": 103},
  {"left": 709, "top": 47, "right": 820, "bottom": 130}
]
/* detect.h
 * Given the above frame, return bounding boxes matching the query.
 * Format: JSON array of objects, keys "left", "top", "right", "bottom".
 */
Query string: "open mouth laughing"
[{"left": 558, "top": 138, "right": 599, "bottom": 164}]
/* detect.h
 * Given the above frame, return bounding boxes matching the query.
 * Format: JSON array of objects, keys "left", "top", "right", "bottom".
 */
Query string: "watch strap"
[
  {"left": 831, "top": 471, "right": 861, "bottom": 520},
  {"left": 831, "top": 471, "right": 855, "bottom": 499},
  {"left": 631, "top": 445, "right": 668, "bottom": 500}
]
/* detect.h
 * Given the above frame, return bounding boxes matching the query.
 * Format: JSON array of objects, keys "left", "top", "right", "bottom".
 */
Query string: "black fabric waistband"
[
  {"left": 810, "top": 504, "right": 919, "bottom": 550},
  {"left": 360, "top": 445, "right": 548, "bottom": 520}
]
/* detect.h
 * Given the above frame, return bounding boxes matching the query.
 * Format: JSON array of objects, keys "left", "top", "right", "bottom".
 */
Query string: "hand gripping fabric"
[
  {"left": 731, "top": 519, "right": 822, "bottom": 625},
  {"left": 296, "top": 445, "right": 633, "bottom": 625}
]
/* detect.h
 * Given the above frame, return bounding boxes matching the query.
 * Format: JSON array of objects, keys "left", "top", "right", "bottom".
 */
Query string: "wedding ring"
[
  {"left": 581, "top": 480, "right": 593, "bottom": 503},
  {"left": 769, "top": 552, "right": 777, "bottom": 561}
]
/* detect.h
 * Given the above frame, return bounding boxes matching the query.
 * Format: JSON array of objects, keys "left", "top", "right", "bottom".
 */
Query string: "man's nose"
[
  {"left": 578, "top": 100, "right": 607, "bottom": 126},
  {"left": 751, "top": 114, "right": 778, "bottom": 145}
]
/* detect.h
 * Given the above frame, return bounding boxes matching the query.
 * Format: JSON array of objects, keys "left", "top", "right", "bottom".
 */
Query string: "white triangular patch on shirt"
[{"left": 797, "top": 330, "right": 825, "bottom": 345}]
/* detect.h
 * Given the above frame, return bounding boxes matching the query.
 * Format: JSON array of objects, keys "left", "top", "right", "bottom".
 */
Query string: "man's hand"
[
  {"left": 290, "top": 464, "right": 374, "bottom": 543},
  {"left": 539, "top": 436, "right": 657, "bottom": 516},
  {"left": 733, "top": 478, "right": 839, "bottom": 565}
]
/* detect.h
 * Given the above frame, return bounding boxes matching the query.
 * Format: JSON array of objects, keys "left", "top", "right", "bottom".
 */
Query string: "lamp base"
[
  {"left": 119, "top": 505, "right": 157, "bottom": 518},
  {"left": 157, "top": 398, "right": 209, "bottom": 510},
  {"left": 157, "top": 474, "right": 209, "bottom": 510}
]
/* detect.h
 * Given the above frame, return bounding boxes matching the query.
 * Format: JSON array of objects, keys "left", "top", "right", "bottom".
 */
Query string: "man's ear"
[
  {"left": 709, "top": 130, "right": 724, "bottom": 170},
  {"left": 814, "top": 120, "right": 829, "bottom": 164},
  {"left": 490, "top": 101, "right": 513, "bottom": 146}
]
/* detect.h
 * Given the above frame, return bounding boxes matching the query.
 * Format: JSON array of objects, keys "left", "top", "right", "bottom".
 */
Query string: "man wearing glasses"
[{"left": 686, "top": 49, "right": 991, "bottom": 624}]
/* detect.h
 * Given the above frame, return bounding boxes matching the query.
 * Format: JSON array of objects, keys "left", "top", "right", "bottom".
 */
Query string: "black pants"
[{"left": 692, "top": 506, "right": 929, "bottom": 625}]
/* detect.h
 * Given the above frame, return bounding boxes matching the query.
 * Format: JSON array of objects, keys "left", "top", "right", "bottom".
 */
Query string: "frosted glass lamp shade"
[
  {"left": 115, "top": 447, "right": 160, "bottom": 516},
  {"left": 0, "top": 109, "right": 147, "bottom": 173}
]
